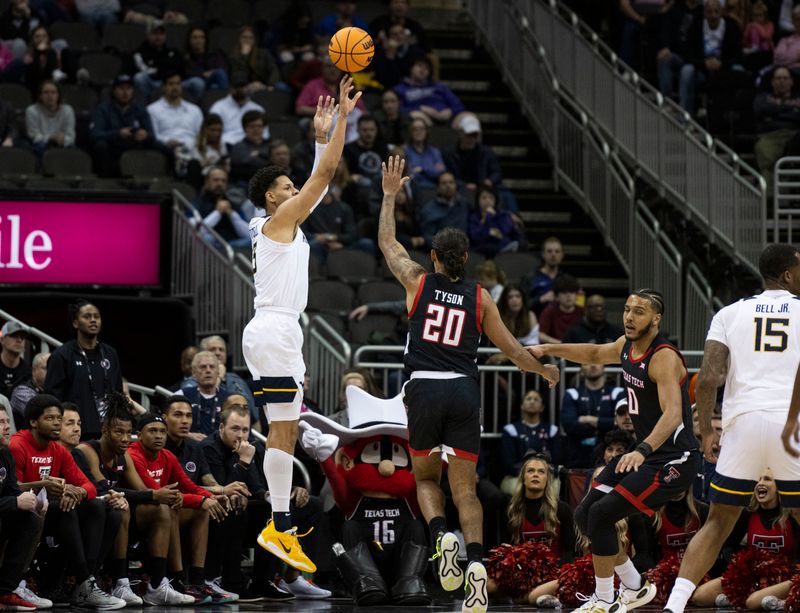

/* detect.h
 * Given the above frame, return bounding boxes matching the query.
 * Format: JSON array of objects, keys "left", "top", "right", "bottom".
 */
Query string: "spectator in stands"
[
  {"left": 369, "top": 174, "right": 424, "bottom": 249},
  {"left": 594, "top": 428, "right": 634, "bottom": 467},
  {"left": 469, "top": 185, "right": 520, "bottom": 258},
  {"left": 476, "top": 260, "right": 506, "bottom": 302},
  {"left": 208, "top": 73, "right": 267, "bottom": 148},
  {"left": 10, "top": 351, "right": 47, "bottom": 431},
  {"left": 266, "top": 3, "right": 315, "bottom": 69},
  {"left": 562, "top": 294, "right": 624, "bottom": 344},
  {"left": 394, "top": 55, "right": 465, "bottom": 124},
  {"left": 90, "top": 73, "right": 156, "bottom": 177},
  {"left": 656, "top": 0, "right": 703, "bottom": 105},
  {"left": 494, "top": 283, "right": 539, "bottom": 348},
  {"left": 24, "top": 79, "right": 74, "bottom": 157},
  {"left": 500, "top": 390, "right": 559, "bottom": 495},
  {"left": 316, "top": 1, "right": 370, "bottom": 39},
  {"left": 343, "top": 114, "right": 388, "bottom": 191},
  {"left": 196, "top": 335, "right": 255, "bottom": 420},
  {"left": 189, "top": 114, "right": 228, "bottom": 186},
  {"left": 0, "top": 322, "right": 30, "bottom": 400},
  {"left": 528, "top": 236, "right": 563, "bottom": 314},
  {"left": 193, "top": 166, "right": 250, "bottom": 248},
  {"left": 147, "top": 72, "right": 204, "bottom": 173},
  {"left": 123, "top": 1, "right": 189, "bottom": 28},
  {"left": 404, "top": 117, "right": 445, "bottom": 187},
  {"left": 373, "top": 88, "right": 411, "bottom": 149},
  {"left": 228, "top": 26, "right": 281, "bottom": 95},
  {"left": 417, "top": 171, "right": 469, "bottom": 247},
  {"left": 121, "top": 379, "right": 147, "bottom": 416},
  {"left": 44, "top": 300, "right": 123, "bottom": 441},
  {"left": 754, "top": 66, "right": 800, "bottom": 185},
  {"left": 302, "top": 189, "right": 376, "bottom": 263},
  {"left": 132, "top": 23, "right": 186, "bottom": 102},
  {"left": 290, "top": 118, "right": 315, "bottom": 184},
  {"left": 743, "top": 0, "right": 774, "bottom": 71},
  {"left": 183, "top": 27, "right": 229, "bottom": 101},
  {"left": 539, "top": 274, "right": 584, "bottom": 343},
  {"left": 613, "top": 397, "right": 635, "bottom": 436},
  {"left": 59, "top": 404, "right": 82, "bottom": 450},
  {"left": 167, "top": 345, "right": 198, "bottom": 392},
  {"left": 370, "top": 0, "right": 429, "bottom": 52},
  {"left": 328, "top": 368, "right": 381, "bottom": 425},
  {"left": 773, "top": 6, "right": 800, "bottom": 70},
  {"left": 618, "top": 0, "right": 669, "bottom": 70},
  {"left": 24, "top": 26, "right": 65, "bottom": 93},
  {"left": 0, "top": 0, "right": 39, "bottom": 60},
  {"left": 179, "top": 351, "right": 230, "bottom": 439},
  {"left": 0, "top": 99, "right": 19, "bottom": 148},
  {"left": 12, "top": 394, "right": 123, "bottom": 608},
  {"left": 679, "top": 0, "right": 743, "bottom": 117},
  {"left": 372, "top": 22, "right": 426, "bottom": 89},
  {"left": 296, "top": 54, "right": 365, "bottom": 143},
  {"left": 75, "top": 0, "right": 121, "bottom": 27},
  {"left": 268, "top": 139, "right": 303, "bottom": 186},
  {"left": 560, "top": 364, "right": 623, "bottom": 468},
  {"left": 229, "top": 110, "right": 271, "bottom": 184}
]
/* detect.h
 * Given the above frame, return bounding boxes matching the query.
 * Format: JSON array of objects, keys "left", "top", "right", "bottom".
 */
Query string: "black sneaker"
[
  {"left": 171, "top": 579, "right": 211, "bottom": 605},
  {"left": 38, "top": 585, "right": 71, "bottom": 607},
  {"left": 260, "top": 580, "right": 295, "bottom": 602}
]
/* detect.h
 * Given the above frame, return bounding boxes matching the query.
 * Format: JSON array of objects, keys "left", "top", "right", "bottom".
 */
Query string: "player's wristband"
[{"left": 635, "top": 442, "right": 653, "bottom": 457}]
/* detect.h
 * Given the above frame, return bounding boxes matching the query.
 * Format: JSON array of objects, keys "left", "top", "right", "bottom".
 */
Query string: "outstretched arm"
[
  {"left": 527, "top": 337, "right": 626, "bottom": 365},
  {"left": 695, "top": 339, "right": 728, "bottom": 463},
  {"left": 297, "top": 94, "right": 340, "bottom": 224},
  {"left": 378, "top": 156, "right": 426, "bottom": 301}
]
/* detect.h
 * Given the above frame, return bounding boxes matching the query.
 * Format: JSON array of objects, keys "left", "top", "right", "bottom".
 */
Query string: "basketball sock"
[
  {"left": 265, "top": 448, "right": 294, "bottom": 532},
  {"left": 664, "top": 578, "right": 696, "bottom": 613},
  {"left": 465, "top": 542, "right": 483, "bottom": 565},
  {"left": 149, "top": 557, "right": 167, "bottom": 586},
  {"left": 615, "top": 557, "right": 641, "bottom": 590},
  {"left": 168, "top": 569, "right": 186, "bottom": 582},
  {"left": 595, "top": 575, "right": 614, "bottom": 604},
  {"left": 428, "top": 516, "right": 447, "bottom": 544},
  {"left": 109, "top": 558, "right": 127, "bottom": 582},
  {"left": 188, "top": 567, "right": 204, "bottom": 586}
]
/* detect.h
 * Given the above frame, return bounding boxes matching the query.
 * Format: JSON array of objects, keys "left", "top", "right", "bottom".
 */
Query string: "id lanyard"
[{"left": 79, "top": 344, "right": 109, "bottom": 418}]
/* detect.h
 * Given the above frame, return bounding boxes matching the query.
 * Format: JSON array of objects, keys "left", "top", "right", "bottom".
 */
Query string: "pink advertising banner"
[{"left": 0, "top": 201, "right": 161, "bottom": 285}]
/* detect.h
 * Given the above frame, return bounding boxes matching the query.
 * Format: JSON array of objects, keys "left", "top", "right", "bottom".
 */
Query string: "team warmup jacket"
[{"left": 128, "top": 441, "right": 212, "bottom": 509}]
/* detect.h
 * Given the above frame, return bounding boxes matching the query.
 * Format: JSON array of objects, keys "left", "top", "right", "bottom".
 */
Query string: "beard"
[
  {"left": 337, "top": 463, "right": 417, "bottom": 499},
  {"left": 625, "top": 319, "right": 653, "bottom": 341}
]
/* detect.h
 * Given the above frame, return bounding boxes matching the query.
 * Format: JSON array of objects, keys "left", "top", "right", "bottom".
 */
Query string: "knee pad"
[{"left": 586, "top": 496, "right": 626, "bottom": 556}]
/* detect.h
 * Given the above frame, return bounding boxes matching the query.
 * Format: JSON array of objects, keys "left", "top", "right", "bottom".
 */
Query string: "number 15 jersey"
[
  {"left": 707, "top": 289, "right": 800, "bottom": 428},
  {"left": 404, "top": 273, "right": 482, "bottom": 379}
]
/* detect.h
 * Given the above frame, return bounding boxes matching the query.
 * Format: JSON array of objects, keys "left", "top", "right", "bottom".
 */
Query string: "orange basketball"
[{"left": 328, "top": 27, "right": 374, "bottom": 73}]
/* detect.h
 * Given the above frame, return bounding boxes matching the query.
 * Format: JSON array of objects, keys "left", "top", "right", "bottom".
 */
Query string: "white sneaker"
[
  {"left": 203, "top": 577, "right": 239, "bottom": 603},
  {"left": 762, "top": 595, "right": 785, "bottom": 610},
  {"left": 15, "top": 580, "right": 53, "bottom": 609},
  {"left": 71, "top": 576, "right": 126, "bottom": 610},
  {"left": 277, "top": 577, "right": 331, "bottom": 599},
  {"left": 537, "top": 594, "right": 563, "bottom": 608},
  {"left": 111, "top": 578, "right": 143, "bottom": 606},
  {"left": 143, "top": 577, "right": 195, "bottom": 606},
  {"left": 462, "top": 561, "right": 488, "bottom": 613},
  {"left": 571, "top": 593, "right": 627, "bottom": 613},
  {"left": 434, "top": 532, "right": 464, "bottom": 591},
  {"left": 618, "top": 577, "right": 657, "bottom": 610},
  {"left": 715, "top": 593, "right": 732, "bottom": 608}
]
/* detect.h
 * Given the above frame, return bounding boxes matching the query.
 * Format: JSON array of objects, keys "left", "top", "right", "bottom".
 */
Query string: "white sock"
[
  {"left": 614, "top": 558, "right": 641, "bottom": 590},
  {"left": 264, "top": 447, "right": 293, "bottom": 514},
  {"left": 664, "top": 577, "right": 696, "bottom": 613},
  {"left": 595, "top": 575, "right": 615, "bottom": 604}
]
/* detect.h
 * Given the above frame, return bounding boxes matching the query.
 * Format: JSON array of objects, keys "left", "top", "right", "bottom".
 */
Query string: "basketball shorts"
[
  {"left": 593, "top": 450, "right": 701, "bottom": 517},
  {"left": 711, "top": 411, "right": 800, "bottom": 507},
  {"left": 402, "top": 375, "right": 481, "bottom": 461},
  {"left": 242, "top": 310, "right": 305, "bottom": 422}
]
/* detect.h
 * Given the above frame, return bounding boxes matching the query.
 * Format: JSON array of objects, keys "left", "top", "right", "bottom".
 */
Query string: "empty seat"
[
  {"left": 42, "top": 149, "right": 94, "bottom": 177},
  {"left": 102, "top": 23, "right": 147, "bottom": 54},
  {"left": 0, "top": 148, "right": 37, "bottom": 179},
  {"left": 349, "top": 314, "right": 400, "bottom": 345},
  {"left": 0, "top": 83, "right": 32, "bottom": 113},
  {"left": 357, "top": 280, "right": 405, "bottom": 305},
  {"left": 78, "top": 53, "right": 122, "bottom": 87},
  {"left": 326, "top": 249, "right": 378, "bottom": 283},
  {"left": 268, "top": 120, "right": 302, "bottom": 148},
  {"left": 206, "top": 0, "right": 251, "bottom": 26},
  {"left": 50, "top": 21, "right": 99, "bottom": 52},
  {"left": 307, "top": 279, "right": 355, "bottom": 313},
  {"left": 208, "top": 26, "right": 240, "bottom": 54},
  {"left": 251, "top": 90, "right": 293, "bottom": 121},
  {"left": 120, "top": 150, "right": 170, "bottom": 178},
  {"left": 60, "top": 84, "right": 99, "bottom": 117},
  {"left": 494, "top": 251, "right": 538, "bottom": 283},
  {"left": 313, "top": 311, "right": 347, "bottom": 337}
]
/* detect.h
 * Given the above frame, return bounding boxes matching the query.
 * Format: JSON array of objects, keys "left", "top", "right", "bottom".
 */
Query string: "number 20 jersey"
[
  {"left": 707, "top": 289, "right": 800, "bottom": 428},
  {"left": 404, "top": 273, "right": 482, "bottom": 380}
]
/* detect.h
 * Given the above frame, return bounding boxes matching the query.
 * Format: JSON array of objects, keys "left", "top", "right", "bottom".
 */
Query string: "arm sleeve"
[
  {"left": 147, "top": 106, "right": 163, "bottom": 143},
  {"left": 9, "top": 438, "right": 25, "bottom": 483},
  {"left": 229, "top": 211, "right": 251, "bottom": 239},
  {"left": 43, "top": 350, "right": 68, "bottom": 401},
  {"left": 557, "top": 501, "right": 576, "bottom": 564},
  {"left": 25, "top": 107, "right": 46, "bottom": 144},
  {"left": 90, "top": 106, "right": 119, "bottom": 142},
  {"left": 63, "top": 106, "right": 76, "bottom": 147},
  {"left": 438, "top": 84, "right": 464, "bottom": 115}
]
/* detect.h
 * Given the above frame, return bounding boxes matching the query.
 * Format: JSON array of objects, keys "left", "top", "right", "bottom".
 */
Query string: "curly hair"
[
  {"left": 432, "top": 228, "right": 469, "bottom": 280},
  {"left": 247, "top": 165, "right": 289, "bottom": 209}
]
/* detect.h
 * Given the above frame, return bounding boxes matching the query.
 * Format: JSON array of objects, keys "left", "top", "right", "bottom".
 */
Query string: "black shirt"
[
  {"left": 165, "top": 436, "right": 211, "bottom": 486},
  {"left": 0, "top": 448, "right": 22, "bottom": 513},
  {"left": 200, "top": 432, "right": 265, "bottom": 499},
  {"left": 404, "top": 273, "right": 482, "bottom": 379},
  {"left": 0, "top": 358, "right": 30, "bottom": 399},
  {"left": 343, "top": 140, "right": 388, "bottom": 180},
  {"left": 73, "top": 440, "right": 153, "bottom": 504}
]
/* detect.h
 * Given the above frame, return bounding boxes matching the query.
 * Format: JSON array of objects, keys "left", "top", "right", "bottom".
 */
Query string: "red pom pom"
[
  {"left": 645, "top": 556, "right": 711, "bottom": 606},
  {"left": 556, "top": 555, "right": 602, "bottom": 606},
  {"left": 721, "top": 549, "right": 792, "bottom": 608},
  {"left": 785, "top": 567, "right": 800, "bottom": 611},
  {"left": 486, "top": 541, "right": 559, "bottom": 596}
]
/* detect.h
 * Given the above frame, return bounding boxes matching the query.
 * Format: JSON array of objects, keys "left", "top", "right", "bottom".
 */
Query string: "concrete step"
[
  {"left": 434, "top": 48, "right": 474, "bottom": 61},
  {"left": 519, "top": 210, "right": 572, "bottom": 224},
  {"left": 505, "top": 178, "right": 554, "bottom": 190},
  {"left": 440, "top": 79, "right": 492, "bottom": 92}
]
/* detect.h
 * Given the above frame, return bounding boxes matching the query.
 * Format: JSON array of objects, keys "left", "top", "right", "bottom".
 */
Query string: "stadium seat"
[
  {"left": 309, "top": 253, "right": 323, "bottom": 279},
  {"left": 50, "top": 21, "right": 99, "bottom": 52},
  {"left": 313, "top": 311, "right": 347, "bottom": 336},
  {"left": 120, "top": 150, "right": 170, "bottom": 178},
  {"left": 0, "top": 83, "right": 32, "bottom": 113},
  {"left": 60, "top": 84, "right": 99, "bottom": 118},
  {"left": 252, "top": 90, "right": 294, "bottom": 121},
  {"left": 0, "top": 148, "right": 37, "bottom": 180},
  {"left": 165, "top": 23, "right": 190, "bottom": 51},
  {"left": 102, "top": 23, "right": 147, "bottom": 54},
  {"left": 206, "top": 0, "right": 251, "bottom": 26},
  {"left": 208, "top": 26, "right": 240, "bottom": 54},
  {"left": 268, "top": 121, "right": 302, "bottom": 148},
  {"left": 42, "top": 149, "right": 94, "bottom": 178},
  {"left": 307, "top": 279, "right": 355, "bottom": 314},
  {"left": 201, "top": 89, "right": 227, "bottom": 113},
  {"left": 357, "top": 280, "right": 405, "bottom": 305},
  {"left": 326, "top": 249, "right": 379, "bottom": 283},
  {"left": 349, "top": 314, "right": 399, "bottom": 345},
  {"left": 23, "top": 177, "right": 71, "bottom": 191},
  {"left": 494, "top": 251, "right": 538, "bottom": 283},
  {"left": 465, "top": 250, "right": 486, "bottom": 279},
  {"left": 78, "top": 53, "right": 123, "bottom": 87},
  {"left": 252, "top": 0, "right": 292, "bottom": 26}
]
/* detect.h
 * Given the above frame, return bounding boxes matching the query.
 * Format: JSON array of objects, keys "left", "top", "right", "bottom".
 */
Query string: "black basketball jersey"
[
  {"left": 87, "top": 439, "right": 126, "bottom": 489},
  {"left": 404, "top": 273, "right": 482, "bottom": 379},
  {"left": 620, "top": 334, "right": 697, "bottom": 461}
]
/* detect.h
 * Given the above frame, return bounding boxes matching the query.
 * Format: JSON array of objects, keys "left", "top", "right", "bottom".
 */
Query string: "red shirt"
[
  {"left": 539, "top": 304, "right": 585, "bottom": 341},
  {"left": 128, "top": 441, "right": 212, "bottom": 509},
  {"left": 9, "top": 429, "right": 97, "bottom": 499}
]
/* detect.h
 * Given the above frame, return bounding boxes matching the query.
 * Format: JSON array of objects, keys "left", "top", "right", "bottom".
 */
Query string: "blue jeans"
[
  {"left": 678, "top": 63, "right": 705, "bottom": 114},
  {"left": 657, "top": 52, "right": 684, "bottom": 99}
]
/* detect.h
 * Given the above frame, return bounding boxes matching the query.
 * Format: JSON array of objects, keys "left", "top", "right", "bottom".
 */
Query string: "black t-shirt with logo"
[
  {"left": 165, "top": 436, "right": 211, "bottom": 485},
  {"left": 0, "top": 358, "right": 30, "bottom": 399},
  {"left": 343, "top": 140, "right": 389, "bottom": 180}
]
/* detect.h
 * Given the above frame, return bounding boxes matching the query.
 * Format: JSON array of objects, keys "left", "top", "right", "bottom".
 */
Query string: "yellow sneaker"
[{"left": 256, "top": 520, "right": 317, "bottom": 573}]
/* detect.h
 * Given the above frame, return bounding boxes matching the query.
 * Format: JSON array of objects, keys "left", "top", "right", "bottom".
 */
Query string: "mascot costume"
[{"left": 299, "top": 386, "right": 431, "bottom": 606}]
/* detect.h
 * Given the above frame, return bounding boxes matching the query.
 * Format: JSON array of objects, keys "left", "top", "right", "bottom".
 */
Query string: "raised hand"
[
  {"left": 338, "top": 75, "right": 362, "bottom": 116},
  {"left": 313, "top": 95, "right": 338, "bottom": 138},
  {"left": 381, "top": 156, "right": 410, "bottom": 196}
]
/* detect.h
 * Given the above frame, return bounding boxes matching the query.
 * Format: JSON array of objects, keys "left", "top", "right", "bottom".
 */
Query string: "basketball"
[{"left": 328, "top": 26, "right": 374, "bottom": 73}]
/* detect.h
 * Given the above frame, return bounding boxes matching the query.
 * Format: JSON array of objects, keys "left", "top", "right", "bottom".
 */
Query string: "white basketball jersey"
[
  {"left": 707, "top": 289, "right": 800, "bottom": 427},
  {"left": 249, "top": 217, "right": 309, "bottom": 313}
]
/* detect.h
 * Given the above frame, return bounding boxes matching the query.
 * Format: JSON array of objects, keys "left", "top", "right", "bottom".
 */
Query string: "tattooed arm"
[
  {"left": 695, "top": 339, "right": 729, "bottom": 463},
  {"left": 378, "top": 156, "right": 426, "bottom": 307}
]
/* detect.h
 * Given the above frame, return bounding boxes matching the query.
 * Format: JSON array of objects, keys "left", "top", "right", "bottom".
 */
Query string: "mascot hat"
[{"left": 300, "top": 386, "right": 408, "bottom": 445}]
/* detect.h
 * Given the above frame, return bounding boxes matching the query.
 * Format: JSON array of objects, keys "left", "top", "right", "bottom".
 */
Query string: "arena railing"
[
  {"left": 774, "top": 157, "right": 800, "bottom": 244},
  {"left": 684, "top": 263, "right": 716, "bottom": 355},
  {"left": 465, "top": 0, "right": 766, "bottom": 276},
  {"left": 307, "top": 315, "right": 352, "bottom": 414}
]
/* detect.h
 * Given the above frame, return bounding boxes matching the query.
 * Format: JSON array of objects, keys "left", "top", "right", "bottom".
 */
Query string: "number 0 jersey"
[
  {"left": 404, "top": 273, "right": 482, "bottom": 379},
  {"left": 620, "top": 333, "right": 697, "bottom": 461},
  {"left": 707, "top": 289, "right": 800, "bottom": 428}
]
